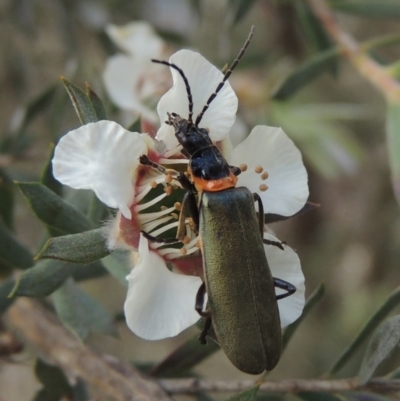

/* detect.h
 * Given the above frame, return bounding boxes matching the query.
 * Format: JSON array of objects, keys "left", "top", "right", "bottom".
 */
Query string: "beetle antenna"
[
  {"left": 195, "top": 25, "right": 255, "bottom": 127},
  {"left": 152, "top": 59, "right": 194, "bottom": 124}
]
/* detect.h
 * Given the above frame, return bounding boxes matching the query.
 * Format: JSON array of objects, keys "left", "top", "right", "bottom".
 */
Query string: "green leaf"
[
  {"left": 0, "top": 278, "right": 16, "bottom": 315},
  {"left": 329, "top": 285, "right": 400, "bottom": 374},
  {"left": 87, "top": 193, "right": 110, "bottom": 225},
  {"left": 37, "top": 228, "right": 109, "bottom": 264},
  {"left": 345, "top": 392, "right": 393, "bottom": 401},
  {"left": 0, "top": 168, "right": 14, "bottom": 229},
  {"left": 359, "top": 315, "right": 400, "bottom": 384},
  {"left": 227, "top": 0, "right": 258, "bottom": 24},
  {"left": 10, "top": 259, "right": 76, "bottom": 297},
  {"left": 330, "top": 0, "right": 400, "bottom": 18},
  {"left": 71, "top": 261, "right": 108, "bottom": 282},
  {"left": 386, "top": 101, "right": 400, "bottom": 204},
  {"left": 20, "top": 85, "right": 58, "bottom": 133},
  {"left": 33, "top": 388, "right": 59, "bottom": 401},
  {"left": 282, "top": 284, "right": 325, "bottom": 351},
  {"left": 272, "top": 48, "right": 339, "bottom": 100},
  {"left": 127, "top": 116, "right": 141, "bottom": 133},
  {"left": 86, "top": 83, "right": 107, "bottom": 121},
  {"left": 150, "top": 332, "right": 220, "bottom": 377},
  {"left": 298, "top": 392, "right": 344, "bottom": 401},
  {"left": 295, "top": 1, "right": 335, "bottom": 57},
  {"left": 0, "top": 84, "right": 58, "bottom": 154},
  {"left": 16, "top": 182, "right": 94, "bottom": 235},
  {"left": 225, "top": 386, "right": 259, "bottom": 401},
  {"left": 101, "top": 251, "right": 130, "bottom": 286},
  {"left": 61, "top": 77, "right": 97, "bottom": 125},
  {"left": 35, "top": 358, "right": 71, "bottom": 400},
  {"left": 53, "top": 279, "right": 117, "bottom": 340},
  {"left": 40, "top": 144, "right": 63, "bottom": 196},
  {"left": 0, "top": 223, "right": 33, "bottom": 270}
]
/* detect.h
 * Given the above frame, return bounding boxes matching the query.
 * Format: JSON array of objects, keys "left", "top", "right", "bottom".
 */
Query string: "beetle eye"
[{"left": 171, "top": 112, "right": 178, "bottom": 117}]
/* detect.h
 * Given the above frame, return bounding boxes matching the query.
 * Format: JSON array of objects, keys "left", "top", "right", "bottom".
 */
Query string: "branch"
[
  {"left": 5, "top": 298, "right": 400, "bottom": 398},
  {"left": 3, "top": 297, "right": 172, "bottom": 401},
  {"left": 158, "top": 377, "right": 400, "bottom": 394},
  {"left": 306, "top": 0, "right": 400, "bottom": 103}
]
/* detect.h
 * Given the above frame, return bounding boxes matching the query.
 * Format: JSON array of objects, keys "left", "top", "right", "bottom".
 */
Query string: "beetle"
[{"left": 139, "top": 27, "right": 297, "bottom": 374}]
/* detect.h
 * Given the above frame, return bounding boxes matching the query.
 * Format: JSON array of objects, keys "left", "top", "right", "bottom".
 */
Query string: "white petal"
[
  {"left": 264, "top": 233, "right": 305, "bottom": 328},
  {"left": 103, "top": 55, "right": 159, "bottom": 123},
  {"left": 231, "top": 125, "right": 309, "bottom": 216},
  {"left": 124, "top": 235, "right": 203, "bottom": 340},
  {"left": 156, "top": 49, "right": 238, "bottom": 150},
  {"left": 52, "top": 121, "right": 147, "bottom": 219},
  {"left": 105, "top": 22, "right": 163, "bottom": 58}
]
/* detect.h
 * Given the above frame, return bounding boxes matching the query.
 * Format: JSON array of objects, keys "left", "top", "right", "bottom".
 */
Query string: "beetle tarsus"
[
  {"left": 199, "top": 317, "right": 212, "bottom": 345},
  {"left": 195, "top": 282, "right": 211, "bottom": 317},
  {"left": 273, "top": 278, "right": 296, "bottom": 300},
  {"left": 141, "top": 230, "right": 179, "bottom": 244},
  {"left": 230, "top": 165, "right": 242, "bottom": 176},
  {"left": 263, "top": 238, "right": 286, "bottom": 250}
]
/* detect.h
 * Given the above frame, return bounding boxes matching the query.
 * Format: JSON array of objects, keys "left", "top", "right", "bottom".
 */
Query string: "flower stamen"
[{"left": 135, "top": 193, "right": 167, "bottom": 212}]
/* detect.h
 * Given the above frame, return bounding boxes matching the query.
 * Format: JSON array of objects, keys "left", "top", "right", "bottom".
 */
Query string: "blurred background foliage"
[{"left": 2, "top": 0, "right": 400, "bottom": 400}]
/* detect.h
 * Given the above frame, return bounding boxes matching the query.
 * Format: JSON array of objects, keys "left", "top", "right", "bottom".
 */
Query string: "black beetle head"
[{"left": 167, "top": 113, "right": 212, "bottom": 156}]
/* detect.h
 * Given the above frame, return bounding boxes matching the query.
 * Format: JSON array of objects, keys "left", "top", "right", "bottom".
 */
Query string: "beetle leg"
[
  {"left": 176, "top": 190, "right": 199, "bottom": 239},
  {"left": 253, "top": 193, "right": 265, "bottom": 238},
  {"left": 139, "top": 154, "right": 193, "bottom": 191},
  {"left": 229, "top": 165, "right": 242, "bottom": 176},
  {"left": 141, "top": 230, "right": 179, "bottom": 244},
  {"left": 263, "top": 238, "right": 286, "bottom": 250},
  {"left": 198, "top": 317, "right": 212, "bottom": 345},
  {"left": 195, "top": 282, "right": 211, "bottom": 317},
  {"left": 273, "top": 278, "right": 296, "bottom": 300}
]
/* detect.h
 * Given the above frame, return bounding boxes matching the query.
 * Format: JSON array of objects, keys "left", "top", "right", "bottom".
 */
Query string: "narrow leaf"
[
  {"left": 282, "top": 283, "right": 325, "bottom": 350},
  {"left": 40, "top": 144, "right": 63, "bottom": 196},
  {"left": 0, "top": 168, "right": 14, "bottom": 229},
  {"left": 10, "top": 259, "right": 76, "bottom": 297},
  {"left": 21, "top": 84, "right": 58, "bottom": 132},
  {"left": 346, "top": 392, "right": 394, "bottom": 401},
  {"left": 0, "top": 223, "right": 33, "bottom": 269},
  {"left": 87, "top": 193, "right": 110, "bottom": 225},
  {"left": 36, "top": 228, "right": 109, "bottom": 264},
  {"left": 101, "top": 252, "right": 130, "bottom": 286},
  {"left": 33, "top": 388, "right": 58, "bottom": 401},
  {"left": 127, "top": 116, "right": 141, "bottom": 133},
  {"left": 298, "top": 392, "right": 344, "bottom": 401},
  {"left": 16, "top": 182, "right": 94, "bottom": 235},
  {"left": 150, "top": 332, "right": 220, "bottom": 377},
  {"left": 386, "top": 102, "right": 400, "bottom": 204},
  {"left": 35, "top": 358, "right": 71, "bottom": 398},
  {"left": 71, "top": 261, "right": 108, "bottom": 282},
  {"left": 61, "top": 77, "right": 97, "bottom": 125},
  {"left": 330, "top": 285, "right": 400, "bottom": 374},
  {"left": 331, "top": 1, "right": 400, "bottom": 18},
  {"left": 53, "top": 279, "right": 117, "bottom": 340},
  {"left": 0, "top": 278, "right": 16, "bottom": 315},
  {"left": 359, "top": 315, "right": 400, "bottom": 384},
  {"left": 1, "top": 84, "right": 58, "bottom": 154},
  {"left": 272, "top": 48, "right": 339, "bottom": 100},
  {"left": 225, "top": 386, "right": 259, "bottom": 401},
  {"left": 295, "top": 1, "right": 335, "bottom": 56},
  {"left": 227, "top": 0, "right": 258, "bottom": 25},
  {"left": 86, "top": 83, "right": 107, "bottom": 121}
]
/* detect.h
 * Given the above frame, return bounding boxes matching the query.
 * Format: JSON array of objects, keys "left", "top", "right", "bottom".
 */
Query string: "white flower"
[
  {"left": 103, "top": 22, "right": 171, "bottom": 124},
  {"left": 53, "top": 48, "right": 309, "bottom": 342},
  {"left": 52, "top": 119, "right": 204, "bottom": 339}
]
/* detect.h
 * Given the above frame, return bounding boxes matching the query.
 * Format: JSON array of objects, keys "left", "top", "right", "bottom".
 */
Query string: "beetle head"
[{"left": 167, "top": 112, "right": 212, "bottom": 156}]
